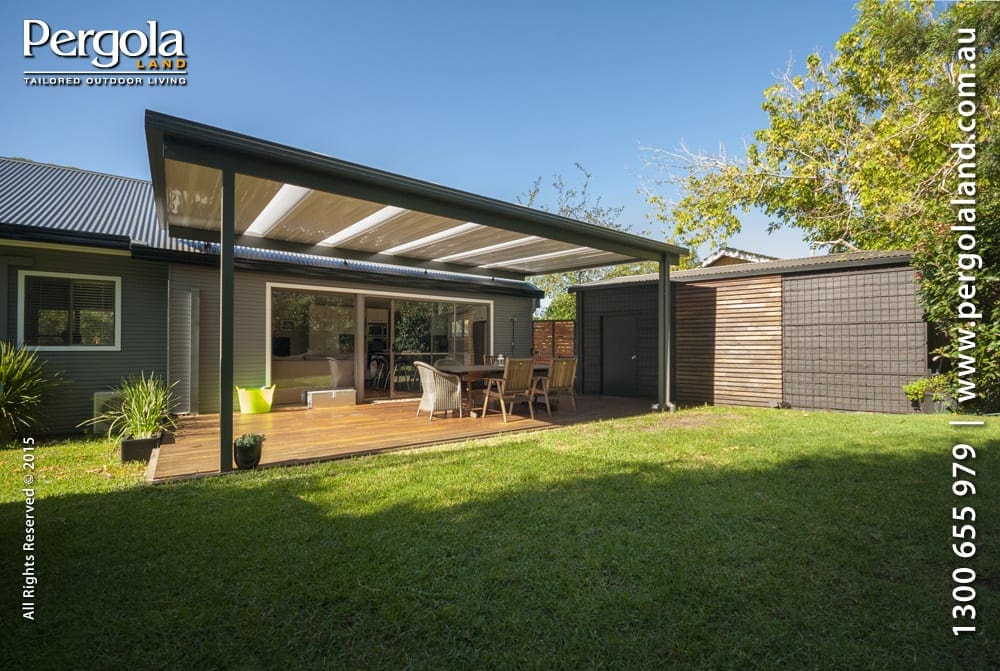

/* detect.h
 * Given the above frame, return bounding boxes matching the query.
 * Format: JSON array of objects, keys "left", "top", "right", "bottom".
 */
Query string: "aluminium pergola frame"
[{"left": 145, "top": 111, "right": 685, "bottom": 472}]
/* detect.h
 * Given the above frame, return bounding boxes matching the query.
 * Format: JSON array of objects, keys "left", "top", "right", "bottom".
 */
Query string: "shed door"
[{"left": 601, "top": 314, "right": 639, "bottom": 396}]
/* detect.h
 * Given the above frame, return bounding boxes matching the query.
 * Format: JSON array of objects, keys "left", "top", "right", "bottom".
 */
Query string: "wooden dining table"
[{"left": 436, "top": 362, "right": 549, "bottom": 415}]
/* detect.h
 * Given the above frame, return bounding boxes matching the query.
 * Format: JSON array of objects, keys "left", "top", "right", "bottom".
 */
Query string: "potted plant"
[
  {"left": 80, "top": 372, "right": 178, "bottom": 463},
  {"left": 902, "top": 374, "right": 952, "bottom": 414},
  {"left": 233, "top": 433, "right": 265, "bottom": 469}
]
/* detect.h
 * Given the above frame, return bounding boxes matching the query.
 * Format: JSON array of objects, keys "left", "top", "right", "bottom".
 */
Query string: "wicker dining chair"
[
  {"left": 532, "top": 356, "right": 578, "bottom": 414},
  {"left": 414, "top": 361, "right": 463, "bottom": 421},
  {"left": 480, "top": 357, "right": 536, "bottom": 422}
]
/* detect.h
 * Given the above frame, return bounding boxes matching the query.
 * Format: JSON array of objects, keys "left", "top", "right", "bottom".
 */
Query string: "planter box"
[
  {"left": 920, "top": 393, "right": 955, "bottom": 414},
  {"left": 121, "top": 433, "right": 161, "bottom": 463},
  {"left": 306, "top": 388, "right": 356, "bottom": 409}
]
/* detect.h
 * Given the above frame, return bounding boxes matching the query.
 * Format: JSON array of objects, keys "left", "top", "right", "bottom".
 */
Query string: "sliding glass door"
[
  {"left": 365, "top": 297, "right": 489, "bottom": 400},
  {"left": 270, "top": 289, "right": 356, "bottom": 405}
]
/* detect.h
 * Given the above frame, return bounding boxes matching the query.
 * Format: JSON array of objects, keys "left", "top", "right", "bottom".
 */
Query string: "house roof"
[
  {"left": 144, "top": 111, "right": 686, "bottom": 281},
  {"left": 699, "top": 246, "right": 779, "bottom": 267},
  {"left": 570, "top": 250, "right": 914, "bottom": 291},
  {"left": 0, "top": 156, "right": 546, "bottom": 297}
]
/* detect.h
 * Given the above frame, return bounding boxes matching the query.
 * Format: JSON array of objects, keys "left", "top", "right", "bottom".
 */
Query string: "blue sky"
[{"left": 3, "top": 1, "right": 863, "bottom": 260}]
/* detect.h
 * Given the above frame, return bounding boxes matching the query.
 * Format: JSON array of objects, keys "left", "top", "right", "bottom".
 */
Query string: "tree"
[
  {"left": 643, "top": 0, "right": 999, "bottom": 409},
  {"left": 522, "top": 164, "right": 656, "bottom": 319}
]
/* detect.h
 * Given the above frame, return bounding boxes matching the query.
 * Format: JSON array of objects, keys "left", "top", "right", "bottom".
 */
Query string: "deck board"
[{"left": 149, "top": 394, "right": 650, "bottom": 482}]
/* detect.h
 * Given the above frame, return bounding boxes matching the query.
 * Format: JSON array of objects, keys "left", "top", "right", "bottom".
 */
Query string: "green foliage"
[
  {"left": 393, "top": 301, "right": 432, "bottom": 353},
  {"left": 902, "top": 374, "right": 949, "bottom": 403},
  {"left": 80, "top": 372, "right": 178, "bottom": 440},
  {"left": 0, "top": 341, "right": 61, "bottom": 442},
  {"left": 646, "top": 0, "right": 1000, "bottom": 408},
  {"left": 1, "top": 408, "right": 996, "bottom": 667},
  {"left": 540, "top": 291, "right": 577, "bottom": 320},
  {"left": 234, "top": 432, "right": 265, "bottom": 449}
]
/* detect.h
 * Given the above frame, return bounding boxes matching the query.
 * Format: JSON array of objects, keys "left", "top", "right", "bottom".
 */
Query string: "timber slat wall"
[
  {"left": 533, "top": 320, "right": 575, "bottom": 363},
  {"left": 675, "top": 275, "right": 782, "bottom": 407}
]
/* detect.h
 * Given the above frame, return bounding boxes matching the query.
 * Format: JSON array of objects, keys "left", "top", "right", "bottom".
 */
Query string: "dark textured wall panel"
[
  {"left": 576, "top": 284, "right": 659, "bottom": 397},
  {"left": 782, "top": 266, "right": 925, "bottom": 413}
]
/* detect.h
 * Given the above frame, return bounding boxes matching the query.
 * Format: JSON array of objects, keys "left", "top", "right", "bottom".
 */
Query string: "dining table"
[{"left": 436, "top": 362, "right": 549, "bottom": 415}]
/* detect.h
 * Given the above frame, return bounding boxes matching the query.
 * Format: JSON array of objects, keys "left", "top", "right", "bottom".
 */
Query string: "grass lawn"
[{"left": 1, "top": 406, "right": 997, "bottom": 669}]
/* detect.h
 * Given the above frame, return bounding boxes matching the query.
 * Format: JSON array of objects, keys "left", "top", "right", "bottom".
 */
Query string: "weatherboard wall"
[
  {"left": 1, "top": 244, "right": 168, "bottom": 432},
  {"left": 168, "top": 264, "right": 535, "bottom": 414}
]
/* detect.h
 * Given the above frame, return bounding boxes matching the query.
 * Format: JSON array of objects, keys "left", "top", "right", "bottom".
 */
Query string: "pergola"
[{"left": 144, "top": 111, "right": 686, "bottom": 471}]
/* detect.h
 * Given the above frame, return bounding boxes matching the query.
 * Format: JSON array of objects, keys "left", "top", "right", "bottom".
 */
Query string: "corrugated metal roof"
[
  {"left": 571, "top": 249, "right": 914, "bottom": 291},
  {"left": 0, "top": 157, "right": 541, "bottom": 294},
  {"left": 0, "top": 156, "right": 162, "bottom": 243}
]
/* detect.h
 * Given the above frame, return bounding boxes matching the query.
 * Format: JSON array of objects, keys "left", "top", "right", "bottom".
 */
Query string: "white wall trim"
[{"left": 17, "top": 269, "right": 122, "bottom": 352}]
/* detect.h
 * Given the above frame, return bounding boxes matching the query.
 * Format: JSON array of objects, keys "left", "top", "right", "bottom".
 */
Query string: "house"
[
  {"left": 571, "top": 250, "right": 928, "bottom": 413},
  {"left": 1, "top": 112, "right": 685, "bottom": 453}
]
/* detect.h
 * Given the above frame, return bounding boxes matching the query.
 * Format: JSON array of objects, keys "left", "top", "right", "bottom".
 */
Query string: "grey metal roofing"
[
  {"left": 699, "top": 246, "right": 779, "bottom": 267},
  {"left": 571, "top": 249, "right": 914, "bottom": 291},
  {"left": 0, "top": 156, "right": 542, "bottom": 295},
  {"left": 0, "top": 156, "right": 162, "bottom": 244}
]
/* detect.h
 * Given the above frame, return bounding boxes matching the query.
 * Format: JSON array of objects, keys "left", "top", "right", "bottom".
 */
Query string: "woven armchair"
[{"left": 414, "top": 361, "right": 463, "bottom": 421}]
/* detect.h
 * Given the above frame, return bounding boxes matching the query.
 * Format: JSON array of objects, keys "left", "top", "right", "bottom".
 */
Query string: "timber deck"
[{"left": 148, "top": 394, "right": 651, "bottom": 483}]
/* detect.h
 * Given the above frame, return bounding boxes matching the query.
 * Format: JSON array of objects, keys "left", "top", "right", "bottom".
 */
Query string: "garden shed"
[{"left": 571, "top": 250, "right": 928, "bottom": 413}]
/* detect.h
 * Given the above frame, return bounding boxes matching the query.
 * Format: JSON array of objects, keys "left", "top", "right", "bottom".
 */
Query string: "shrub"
[
  {"left": 0, "top": 341, "right": 61, "bottom": 443},
  {"left": 902, "top": 374, "right": 950, "bottom": 404},
  {"left": 81, "top": 372, "right": 178, "bottom": 440}
]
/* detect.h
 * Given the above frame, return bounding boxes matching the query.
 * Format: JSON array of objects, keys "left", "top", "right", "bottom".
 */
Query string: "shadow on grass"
[{"left": 1, "top": 436, "right": 997, "bottom": 670}]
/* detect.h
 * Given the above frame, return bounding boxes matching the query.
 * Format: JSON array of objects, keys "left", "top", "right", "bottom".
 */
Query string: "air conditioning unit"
[{"left": 91, "top": 391, "right": 121, "bottom": 435}]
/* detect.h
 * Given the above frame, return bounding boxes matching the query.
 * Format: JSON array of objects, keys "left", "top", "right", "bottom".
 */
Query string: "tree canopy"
[{"left": 645, "top": 0, "right": 998, "bottom": 409}]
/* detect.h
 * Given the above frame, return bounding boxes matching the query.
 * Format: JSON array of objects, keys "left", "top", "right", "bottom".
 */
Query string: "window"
[{"left": 18, "top": 271, "right": 121, "bottom": 350}]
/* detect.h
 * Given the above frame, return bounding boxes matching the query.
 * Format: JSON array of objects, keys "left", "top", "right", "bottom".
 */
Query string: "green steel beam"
[
  {"left": 219, "top": 169, "right": 235, "bottom": 473},
  {"left": 657, "top": 253, "right": 674, "bottom": 412}
]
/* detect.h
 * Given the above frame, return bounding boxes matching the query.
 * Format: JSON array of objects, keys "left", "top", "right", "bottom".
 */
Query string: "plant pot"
[
  {"left": 920, "top": 393, "right": 953, "bottom": 414},
  {"left": 233, "top": 440, "right": 263, "bottom": 469},
  {"left": 121, "top": 433, "right": 161, "bottom": 463},
  {"left": 237, "top": 386, "right": 275, "bottom": 414}
]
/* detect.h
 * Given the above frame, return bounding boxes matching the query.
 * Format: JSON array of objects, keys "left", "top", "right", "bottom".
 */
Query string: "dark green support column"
[
  {"left": 220, "top": 169, "right": 235, "bottom": 472},
  {"left": 657, "top": 253, "right": 674, "bottom": 412}
]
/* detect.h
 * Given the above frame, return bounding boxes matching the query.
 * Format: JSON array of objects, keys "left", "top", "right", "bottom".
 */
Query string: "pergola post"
[
  {"left": 219, "top": 169, "right": 235, "bottom": 472},
  {"left": 657, "top": 253, "right": 674, "bottom": 412}
]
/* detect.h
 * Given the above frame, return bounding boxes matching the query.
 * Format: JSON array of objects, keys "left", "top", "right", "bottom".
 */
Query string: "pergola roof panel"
[
  {"left": 164, "top": 159, "right": 222, "bottom": 231},
  {"left": 450, "top": 238, "right": 587, "bottom": 267},
  {"left": 235, "top": 174, "right": 283, "bottom": 233},
  {"left": 348, "top": 210, "right": 467, "bottom": 252},
  {"left": 500, "top": 249, "right": 635, "bottom": 274},
  {"left": 146, "top": 111, "right": 687, "bottom": 279},
  {"left": 264, "top": 189, "right": 385, "bottom": 243},
  {"left": 407, "top": 227, "right": 531, "bottom": 261}
]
